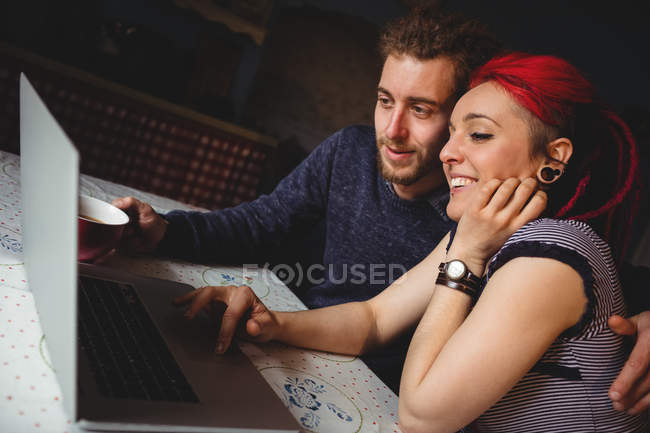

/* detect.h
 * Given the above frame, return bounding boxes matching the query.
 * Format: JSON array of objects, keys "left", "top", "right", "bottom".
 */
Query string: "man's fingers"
[
  {"left": 215, "top": 287, "right": 256, "bottom": 354},
  {"left": 111, "top": 196, "right": 130, "bottom": 210},
  {"left": 609, "top": 315, "right": 638, "bottom": 336},
  {"left": 610, "top": 377, "right": 650, "bottom": 412},
  {"left": 609, "top": 340, "right": 650, "bottom": 405},
  {"left": 625, "top": 390, "right": 650, "bottom": 415},
  {"left": 113, "top": 196, "right": 156, "bottom": 227},
  {"left": 112, "top": 196, "right": 140, "bottom": 217},
  {"left": 136, "top": 201, "right": 159, "bottom": 225},
  {"left": 611, "top": 373, "right": 650, "bottom": 413}
]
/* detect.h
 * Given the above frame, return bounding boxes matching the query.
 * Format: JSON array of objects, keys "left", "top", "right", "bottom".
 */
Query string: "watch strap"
[{"left": 435, "top": 274, "right": 479, "bottom": 299}]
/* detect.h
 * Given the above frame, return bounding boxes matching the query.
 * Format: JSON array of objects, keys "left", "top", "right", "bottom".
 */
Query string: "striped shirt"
[{"left": 475, "top": 218, "right": 648, "bottom": 432}]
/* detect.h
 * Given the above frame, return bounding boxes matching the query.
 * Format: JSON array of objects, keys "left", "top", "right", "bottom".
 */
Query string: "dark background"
[
  {"left": 3, "top": 0, "right": 648, "bottom": 151},
  {"left": 1, "top": 0, "right": 649, "bottom": 263}
]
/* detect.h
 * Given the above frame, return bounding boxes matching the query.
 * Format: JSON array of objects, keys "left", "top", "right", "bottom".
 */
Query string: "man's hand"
[
  {"left": 112, "top": 196, "right": 168, "bottom": 254},
  {"left": 608, "top": 311, "right": 650, "bottom": 414},
  {"left": 174, "top": 285, "right": 279, "bottom": 354}
]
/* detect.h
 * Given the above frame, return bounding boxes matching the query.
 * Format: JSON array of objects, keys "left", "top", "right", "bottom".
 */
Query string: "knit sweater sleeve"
[{"left": 155, "top": 129, "right": 342, "bottom": 263}]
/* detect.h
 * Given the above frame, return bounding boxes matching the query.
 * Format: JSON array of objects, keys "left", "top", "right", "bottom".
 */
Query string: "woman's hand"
[
  {"left": 448, "top": 177, "right": 547, "bottom": 274},
  {"left": 174, "top": 285, "right": 279, "bottom": 354}
]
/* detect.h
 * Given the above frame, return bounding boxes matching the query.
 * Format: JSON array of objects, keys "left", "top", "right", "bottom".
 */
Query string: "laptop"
[{"left": 19, "top": 73, "right": 299, "bottom": 433}]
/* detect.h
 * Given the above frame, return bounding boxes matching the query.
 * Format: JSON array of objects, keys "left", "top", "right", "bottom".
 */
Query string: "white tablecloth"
[{"left": 0, "top": 150, "right": 401, "bottom": 433}]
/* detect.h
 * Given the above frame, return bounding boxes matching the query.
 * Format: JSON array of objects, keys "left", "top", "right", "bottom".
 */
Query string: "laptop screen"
[{"left": 20, "top": 73, "right": 79, "bottom": 420}]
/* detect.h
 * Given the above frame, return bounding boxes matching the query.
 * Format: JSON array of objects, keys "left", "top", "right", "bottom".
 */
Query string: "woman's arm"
[
  {"left": 398, "top": 256, "right": 587, "bottom": 433},
  {"left": 177, "top": 233, "right": 451, "bottom": 356}
]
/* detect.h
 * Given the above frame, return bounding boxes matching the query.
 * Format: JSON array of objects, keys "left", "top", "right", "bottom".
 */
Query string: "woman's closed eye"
[{"left": 470, "top": 132, "right": 494, "bottom": 141}]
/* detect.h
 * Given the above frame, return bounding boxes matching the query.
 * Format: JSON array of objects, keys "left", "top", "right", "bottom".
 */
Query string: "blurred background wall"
[
  {"left": 1, "top": 0, "right": 648, "bottom": 263},
  {"left": 3, "top": 0, "right": 646, "bottom": 150}
]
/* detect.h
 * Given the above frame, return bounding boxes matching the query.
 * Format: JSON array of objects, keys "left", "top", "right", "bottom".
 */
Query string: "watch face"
[{"left": 447, "top": 260, "right": 466, "bottom": 280}]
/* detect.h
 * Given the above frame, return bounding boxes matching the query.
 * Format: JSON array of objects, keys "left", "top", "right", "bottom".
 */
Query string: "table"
[{"left": 0, "top": 150, "right": 401, "bottom": 433}]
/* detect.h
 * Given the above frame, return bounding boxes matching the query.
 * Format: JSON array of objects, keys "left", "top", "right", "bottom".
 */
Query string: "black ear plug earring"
[{"left": 537, "top": 166, "right": 562, "bottom": 184}]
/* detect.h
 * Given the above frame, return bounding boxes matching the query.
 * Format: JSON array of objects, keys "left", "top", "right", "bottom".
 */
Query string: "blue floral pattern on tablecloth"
[
  {"left": 285, "top": 377, "right": 324, "bottom": 411},
  {"left": 0, "top": 233, "right": 21, "bottom": 253},
  {"left": 202, "top": 269, "right": 273, "bottom": 300},
  {"left": 221, "top": 273, "right": 236, "bottom": 284},
  {"left": 0, "top": 225, "right": 23, "bottom": 264},
  {"left": 280, "top": 376, "right": 357, "bottom": 431},
  {"left": 301, "top": 411, "right": 320, "bottom": 430},
  {"left": 327, "top": 402, "right": 354, "bottom": 422}
]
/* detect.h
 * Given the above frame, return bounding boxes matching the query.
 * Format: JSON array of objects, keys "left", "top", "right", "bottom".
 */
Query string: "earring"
[{"left": 538, "top": 166, "right": 562, "bottom": 184}]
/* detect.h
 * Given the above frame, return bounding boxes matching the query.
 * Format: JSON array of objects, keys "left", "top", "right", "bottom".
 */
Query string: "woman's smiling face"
[{"left": 440, "top": 81, "right": 544, "bottom": 222}]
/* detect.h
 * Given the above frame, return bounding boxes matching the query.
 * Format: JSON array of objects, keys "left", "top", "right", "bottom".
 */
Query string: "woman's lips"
[{"left": 449, "top": 176, "right": 477, "bottom": 193}]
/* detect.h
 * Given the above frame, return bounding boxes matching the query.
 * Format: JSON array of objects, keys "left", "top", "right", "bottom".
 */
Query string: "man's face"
[{"left": 375, "top": 55, "right": 457, "bottom": 196}]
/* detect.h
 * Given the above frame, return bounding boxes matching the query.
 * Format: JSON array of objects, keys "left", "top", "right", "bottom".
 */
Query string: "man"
[{"left": 114, "top": 7, "right": 650, "bottom": 413}]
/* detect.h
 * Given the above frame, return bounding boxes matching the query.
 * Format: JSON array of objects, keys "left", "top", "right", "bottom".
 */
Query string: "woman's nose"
[{"left": 439, "top": 135, "right": 460, "bottom": 164}]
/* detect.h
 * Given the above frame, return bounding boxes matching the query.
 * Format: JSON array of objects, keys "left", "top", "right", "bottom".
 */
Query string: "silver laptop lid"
[{"left": 20, "top": 73, "right": 78, "bottom": 421}]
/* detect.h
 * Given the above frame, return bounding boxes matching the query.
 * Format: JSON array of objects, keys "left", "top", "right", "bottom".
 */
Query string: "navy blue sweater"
[{"left": 158, "top": 125, "right": 455, "bottom": 392}]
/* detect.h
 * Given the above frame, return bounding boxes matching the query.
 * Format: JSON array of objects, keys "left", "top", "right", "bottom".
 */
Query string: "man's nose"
[{"left": 385, "top": 109, "right": 408, "bottom": 141}]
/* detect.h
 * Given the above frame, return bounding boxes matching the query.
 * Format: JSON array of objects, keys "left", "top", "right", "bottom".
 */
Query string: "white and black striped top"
[{"left": 475, "top": 218, "right": 648, "bottom": 433}]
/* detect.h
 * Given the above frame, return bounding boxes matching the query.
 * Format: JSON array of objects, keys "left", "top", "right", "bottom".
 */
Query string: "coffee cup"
[{"left": 78, "top": 195, "right": 129, "bottom": 262}]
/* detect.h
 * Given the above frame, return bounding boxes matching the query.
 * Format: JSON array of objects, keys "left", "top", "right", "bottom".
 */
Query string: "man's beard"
[{"left": 376, "top": 135, "right": 436, "bottom": 186}]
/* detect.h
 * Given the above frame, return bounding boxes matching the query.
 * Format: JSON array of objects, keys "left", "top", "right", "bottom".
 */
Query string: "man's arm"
[
  {"left": 609, "top": 311, "right": 650, "bottom": 414},
  {"left": 116, "top": 129, "right": 343, "bottom": 263}
]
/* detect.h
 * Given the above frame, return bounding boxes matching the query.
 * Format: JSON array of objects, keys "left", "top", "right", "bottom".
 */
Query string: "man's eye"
[
  {"left": 412, "top": 105, "right": 431, "bottom": 116},
  {"left": 378, "top": 96, "right": 392, "bottom": 107},
  {"left": 470, "top": 132, "right": 493, "bottom": 141}
]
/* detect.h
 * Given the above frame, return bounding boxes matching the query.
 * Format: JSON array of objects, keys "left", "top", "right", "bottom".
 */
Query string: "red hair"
[{"left": 470, "top": 52, "right": 641, "bottom": 263}]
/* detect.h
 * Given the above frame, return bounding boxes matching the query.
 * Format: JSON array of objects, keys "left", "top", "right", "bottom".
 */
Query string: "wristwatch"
[{"left": 436, "top": 260, "right": 482, "bottom": 299}]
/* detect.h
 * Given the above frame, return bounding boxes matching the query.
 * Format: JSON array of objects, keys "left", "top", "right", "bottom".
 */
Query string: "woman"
[
  {"left": 396, "top": 52, "right": 645, "bottom": 432},
  {"left": 178, "top": 52, "right": 647, "bottom": 432}
]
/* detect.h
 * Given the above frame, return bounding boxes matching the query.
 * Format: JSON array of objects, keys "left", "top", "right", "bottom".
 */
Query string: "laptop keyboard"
[{"left": 78, "top": 276, "right": 199, "bottom": 403}]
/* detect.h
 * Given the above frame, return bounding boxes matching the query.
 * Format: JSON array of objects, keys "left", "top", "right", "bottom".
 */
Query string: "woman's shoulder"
[
  {"left": 503, "top": 218, "right": 609, "bottom": 254},
  {"left": 486, "top": 219, "right": 621, "bottom": 339},
  {"left": 487, "top": 218, "right": 614, "bottom": 281}
]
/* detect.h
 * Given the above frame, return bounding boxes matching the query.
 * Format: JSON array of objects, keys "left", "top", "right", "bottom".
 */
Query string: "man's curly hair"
[{"left": 379, "top": 6, "right": 503, "bottom": 99}]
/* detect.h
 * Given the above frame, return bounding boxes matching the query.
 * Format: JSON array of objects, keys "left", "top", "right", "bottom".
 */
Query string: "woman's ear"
[
  {"left": 547, "top": 137, "right": 573, "bottom": 165},
  {"left": 536, "top": 137, "right": 573, "bottom": 185}
]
